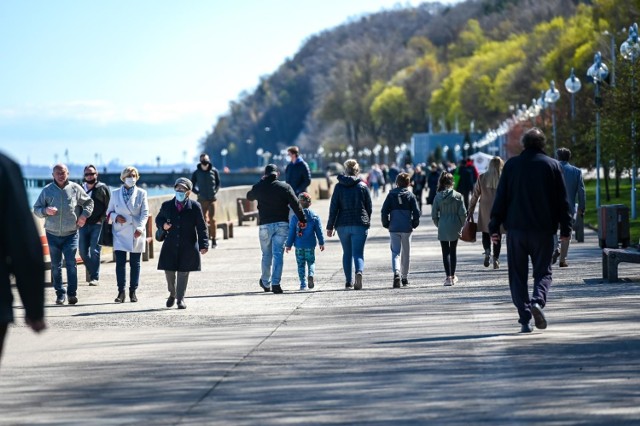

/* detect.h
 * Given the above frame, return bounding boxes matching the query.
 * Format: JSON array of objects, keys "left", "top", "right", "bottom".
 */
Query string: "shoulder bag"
[{"left": 460, "top": 214, "right": 477, "bottom": 243}]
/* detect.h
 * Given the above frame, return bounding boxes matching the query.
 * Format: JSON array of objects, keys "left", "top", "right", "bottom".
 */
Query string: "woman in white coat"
[{"left": 106, "top": 166, "right": 149, "bottom": 303}]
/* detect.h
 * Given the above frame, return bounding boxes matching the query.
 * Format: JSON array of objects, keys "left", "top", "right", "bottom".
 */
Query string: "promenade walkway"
[{"left": 1, "top": 195, "right": 639, "bottom": 425}]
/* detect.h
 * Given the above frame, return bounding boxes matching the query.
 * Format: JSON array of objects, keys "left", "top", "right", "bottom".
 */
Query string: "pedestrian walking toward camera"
[
  {"left": 285, "top": 146, "right": 312, "bottom": 196},
  {"left": 285, "top": 192, "right": 325, "bottom": 290},
  {"left": 157, "top": 178, "right": 208, "bottom": 309},
  {"left": 410, "top": 165, "right": 427, "bottom": 211},
  {"left": 490, "top": 128, "right": 572, "bottom": 333},
  {"left": 33, "top": 164, "right": 93, "bottom": 305},
  {"left": 552, "top": 147, "right": 585, "bottom": 268},
  {"left": 381, "top": 172, "right": 421, "bottom": 288},
  {"left": 426, "top": 162, "right": 441, "bottom": 207},
  {"left": 191, "top": 153, "right": 221, "bottom": 248},
  {"left": 106, "top": 166, "right": 149, "bottom": 303},
  {"left": 432, "top": 172, "right": 466, "bottom": 286},
  {"left": 247, "top": 164, "right": 307, "bottom": 294},
  {"left": 326, "top": 159, "right": 372, "bottom": 290},
  {"left": 1, "top": 152, "right": 46, "bottom": 365},
  {"left": 468, "top": 157, "right": 504, "bottom": 269},
  {"left": 79, "top": 164, "right": 111, "bottom": 286}
]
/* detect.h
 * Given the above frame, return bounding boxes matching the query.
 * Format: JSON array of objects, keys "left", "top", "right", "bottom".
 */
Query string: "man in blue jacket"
[
  {"left": 285, "top": 146, "right": 311, "bottom": 196},
  {"left": 490, "top": 128, "right": 572, "bottom": 333},
  {"left": 381, "top": 172, "right": 421, "bottom": 288},
  {"left": 553, "top": 148, "right": 586, "bottom": 268}
]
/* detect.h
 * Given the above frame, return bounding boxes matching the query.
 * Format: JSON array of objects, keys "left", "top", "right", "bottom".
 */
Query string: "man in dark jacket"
[
  {"left": 191, "top": 154, "right": 221, "bottom": 247},
  {"left": 284, "top": 146, "right": 311, "bottom": 196},
  {"left": 156, "top": 177, "right": 208, "bottom": 309},
  {"left": 247, "top": 164, "right": 306, "bottom": 294},
  {"left": 456, "top": 159, "right": 475, "bottom": 209},
  {"left": 79, "top": 164, "right": 111, "bottom": 286},
  {"left": 381, "top": 172, "right": 421, "bottom": 288},
  {"left": 489, "top": 128, "right": 572, "bottom": 333},
  {"left": 0, "top": 152, "right": 46, "bottom": 364}
]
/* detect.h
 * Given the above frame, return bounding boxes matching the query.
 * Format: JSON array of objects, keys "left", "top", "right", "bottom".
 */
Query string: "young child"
[
  {"left": 286, "top": 192, "right": 325, "bottom": 290},
  {"left": 381, "top": 173, "right": 421, "bottom": 288}
]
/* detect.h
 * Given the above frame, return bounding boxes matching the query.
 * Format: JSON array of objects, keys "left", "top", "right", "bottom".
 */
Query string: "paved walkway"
[{"left": 1, "top": 195, "right": 639, "bottom": 425}]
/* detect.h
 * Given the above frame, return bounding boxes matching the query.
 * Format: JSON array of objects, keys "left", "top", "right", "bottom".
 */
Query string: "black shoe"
[
  {"left": 129, "top": 290, "right": 138, "bottom": 303},
  {"left": 259, "top": 279, "right": 271, "bottom": 292},
  {"left": 393, "top": 274, "right": 401, "bottom": 288},
  {"left": 520, "top": 323, "right": 533, "bottom": 333},
  {"left": 308, "top": 276, "right": 314, "bottom": 289},
  {"left": 354, "top": 272, "right": 363, "bottom": 290},
  {"left": 552, "top": 249, "right": 560, "bottom": 265},
  {"left": 114, "top": 291, "right": 125, "bottom": 303},
  {"left": 531, "top": 303, "right": 547, "bottom": 330},
  {"left": 166, "top": 296, "right": 176, "bottom": 308},
  {"left": 483, "top": 253, "right": 491, "bottom": 267},
  {"left": 345, "top": 282, "right": 352, "bottom": 289},
  {"left": 55, "top": 294, "right": 66, "bottom": 305},
  {"left": 211, "top": 239, "right": 217, "bottom": 249},
  {"left": 272, "top": 285, "right": 283, "bottom": 294},
  {"left": 177, "top": 299, "right": 187, "bottom": 309},
  {"left": 401, "top": 278, "right": 409, "bottom": 286},
  {"left": 68, "top": 296, "right": 78, "bottom": 305}
]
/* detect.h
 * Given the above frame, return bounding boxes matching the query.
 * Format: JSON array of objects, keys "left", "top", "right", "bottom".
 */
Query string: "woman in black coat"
[{"left": 156, "top": 178, "right": 209, "bottom": 309}]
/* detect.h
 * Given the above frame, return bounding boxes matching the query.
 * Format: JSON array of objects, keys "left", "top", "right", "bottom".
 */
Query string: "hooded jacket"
[
  {"left": 431, "top": 188, "right": 467, "bottom": 241},
  {"left": 327, "top": 174, "right": 372, "bottom": 229},
  {"left": 381, "top": 187, "right": 421, "bottom": 233}
]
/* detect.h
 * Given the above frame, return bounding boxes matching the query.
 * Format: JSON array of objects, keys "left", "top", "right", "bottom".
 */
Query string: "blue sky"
[{"left": 0, "top": 0, "right": 458, "bottom": 168}]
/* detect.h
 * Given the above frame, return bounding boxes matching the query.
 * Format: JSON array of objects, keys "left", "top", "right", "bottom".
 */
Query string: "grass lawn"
[{"left": 584, "top": 179, "right": 640, "bottom": 244}]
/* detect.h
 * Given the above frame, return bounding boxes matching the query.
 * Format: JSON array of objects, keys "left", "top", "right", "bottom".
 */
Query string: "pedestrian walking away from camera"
[
  {"left": 33, "top": 163, "right": 93, "bottom": 306},
  {"left": 106, "top": 166, "right": 149, "bottom": 304},
  {"left": 489, "top": 128, "right": 572, "bottom": 333},
  {"left": 326, "top": 159, "right": 372, "bottom": 290},
  {"left": 191, "top": 153, "right": 221, "bottom": 248},
  {"left": 157, "top": 178, "right": 209, "bottom": 309},
  {"left": 247, "top": 164, "right": 307, "bottom": 294},
  {"left": 381, "top": 172, "right": 421, "bottom": 288},
  {"left": 0, "top": 152, "right": 46, "bottom": 366}
]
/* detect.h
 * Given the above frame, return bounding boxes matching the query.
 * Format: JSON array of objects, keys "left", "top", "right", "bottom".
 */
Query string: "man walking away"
[
  {"left": 191, "top": 153, "right": 221, "bottom": 248},
  {"left": 553, "top": 148, "right": 586, "bottom": 268},
  {"left": 285, "top": 146, "right": 311, "bottom": 196},
  {"left": 248, "top": 164, "right": 307, "bottom": 294},
  {"left": 490, "top": 128, "right": 572, "bottom": 333}
]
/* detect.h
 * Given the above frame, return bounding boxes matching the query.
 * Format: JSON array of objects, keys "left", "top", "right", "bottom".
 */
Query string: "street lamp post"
[
  {"left": 620, "top": 22, "right": 640, "bottom": 219},
  {"left": 256, "top": 148, "right": 264, "bottom": 168},
  {"left": 564, "top": 68, "right": 582, "bottom": 145},
  {"left": 545, "top": 80, "right": 561, "bottom": 157},
  {"left": 220, "top": 148, "right": 228, "bottom": 170},
  {"left": 587, "top": 51, "right": 609, "bottom": 209}
]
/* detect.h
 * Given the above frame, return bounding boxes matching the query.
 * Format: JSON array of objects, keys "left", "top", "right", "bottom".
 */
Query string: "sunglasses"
[{"left": 84, "top": 173, "right": 97, "bottom": 176}]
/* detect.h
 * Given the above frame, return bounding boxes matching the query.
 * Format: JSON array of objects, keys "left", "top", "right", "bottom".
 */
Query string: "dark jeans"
[
  {"left": 440, "top": 240, "right": 458, "bottom": 277},
  {"left": 506, "top": 230, "right": 554, "bottom": 325},
  {"left": 79, "top": 223, "right": 103, "bottom": 281},
  {"left": 114, "top": 251, "right": 141, "bottom": 292},
  {"left": 47, "top": 232, "right": 79, "bottom": 297},
  {"left": 337, "top": 226, "right": 368, "bottom": 283},
  {"left": 0, "top": 323, "right": 7, "bottom": 361},
  {"left": 482, "top": 232, "right": 501, "bottom": 257}
]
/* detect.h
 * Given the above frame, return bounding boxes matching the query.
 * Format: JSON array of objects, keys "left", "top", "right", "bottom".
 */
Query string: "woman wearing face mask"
[
  {"left": 156, "top": 178, "right": 209, "bottom": 309},
  {"left": 106, "top": 166, "right": 149, "bottom": 303}
]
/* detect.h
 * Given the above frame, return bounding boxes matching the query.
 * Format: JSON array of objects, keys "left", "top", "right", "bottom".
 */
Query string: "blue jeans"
[
  {"left": 259, "top": 222, "right": 289, "bottom": 286},
  {"left": 47, "top": 232, "right": 79, "bottom": 297},
  {"left": 79, "top": 223, "right": 103, "bottom": 281},
  {"left": 114, "top": 251, "right": 141, "bottom": 292},
  {"left": 337, "top": 226, "right": 368, "bottom": 283}
]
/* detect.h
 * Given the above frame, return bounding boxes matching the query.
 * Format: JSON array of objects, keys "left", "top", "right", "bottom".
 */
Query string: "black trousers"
[
  {"left": 482, "top": 232, "right": 501, "bottom": 257},
  {"left": 506, "top": 230, "right": 554, "bottom": 325},
  {"left": 440, "top": 240, "right": 458, "bottom": 277}
]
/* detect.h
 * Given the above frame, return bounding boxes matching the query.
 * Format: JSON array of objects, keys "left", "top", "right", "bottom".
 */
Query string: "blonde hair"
[
  {"left": 120, "top": 166, "right": 140, "bottom": 182},
  {"left": 484, "top": 157, "right": 504, "bottom": 189},
  {"left": 344, "top": 159, "right": 360, "bottom": 176}
]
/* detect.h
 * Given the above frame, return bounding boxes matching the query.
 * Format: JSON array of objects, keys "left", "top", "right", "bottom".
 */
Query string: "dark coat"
[
  {"left": 156, "top": 198, "right": 209, "bottom": 272},
  {"left": 191, "top": 163, "right": 220, "bottom": 201},
  {"left": 456, "top": 165, "right": 475, "bottom": 193},
  {"left": 285, "top": 158, "right": 311, "bottom": 195},
  {"left": 381, "top": 187, "right": 421, "bottom": 232},
  {"left": 246, "top": 175, "right": 306, "bottom": 225},
  {"left": 85, "top": 182, "right": 111, "bottom": 225},
  {"left": 0, "top": 153, "right": 45, "bottom": 324},
  {"left": 489, "top": 147, "right": 572, "bottom": 237},
  {"left": 327, "top": 174, "right": 372, "bottom": 229},
  {"left": 426, "top": 170, "right": 441, "bottom": 205}
]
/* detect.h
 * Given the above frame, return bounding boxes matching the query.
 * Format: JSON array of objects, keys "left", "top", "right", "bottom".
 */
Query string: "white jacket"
[{"left": 106, "top": 186, "right": 149, "bottom": 253}]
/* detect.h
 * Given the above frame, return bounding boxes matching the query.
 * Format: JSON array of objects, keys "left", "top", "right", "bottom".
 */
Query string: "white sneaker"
[
  {"left": 89, "top": 280, "right": 99, "bottom": 286},
  {"left": 451, "top": 275, "right": 459, "bottom": 285},
  {"left": 443, "top": 277, "right": 452, "bottom": 286}
]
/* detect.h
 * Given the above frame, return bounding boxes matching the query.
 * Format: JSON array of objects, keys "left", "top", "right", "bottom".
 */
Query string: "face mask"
[
  {"left": 124, "top": 177, "right": 136, "bottom": 187},
  {"left": 175, "top": 191, "right": 187, "bottom": 202}
]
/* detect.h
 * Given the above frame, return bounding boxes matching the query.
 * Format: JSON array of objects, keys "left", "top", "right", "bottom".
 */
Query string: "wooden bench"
[
  {"left": 602, "top": 248, "right": 640, "bottom": 282},
  {"left": 237, "top": 198, "right": 259, "bottom": 226},
  {"left": 143, "top": 215, "right": 154, "bottom": 261},
  {"left": 216, "top": 221, "right": 234, "bottom": 239}
]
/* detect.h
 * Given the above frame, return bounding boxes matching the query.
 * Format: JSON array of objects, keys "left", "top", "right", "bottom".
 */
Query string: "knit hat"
[
  {"left": 264, "top": 164, "right": 279, "bottom": 176},
  {"left": 174, "top": 177, "right": 193, "bottom": 191},
  {"left": 298, "top": 192, "right": 312, "bottom": 208}
]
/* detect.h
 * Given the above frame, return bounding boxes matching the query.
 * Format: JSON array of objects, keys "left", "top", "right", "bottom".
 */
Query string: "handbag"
[
  {"left": 99, "top": 220, "right": 113, "bottom": 247},
  {"left": 460, "top": 214, "right": 477, "bottom": 243}
]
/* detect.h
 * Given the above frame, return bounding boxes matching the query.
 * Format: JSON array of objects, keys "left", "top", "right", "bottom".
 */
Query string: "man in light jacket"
[{"left": 33, "top": 164, "right": 93, "bottom": 305}]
